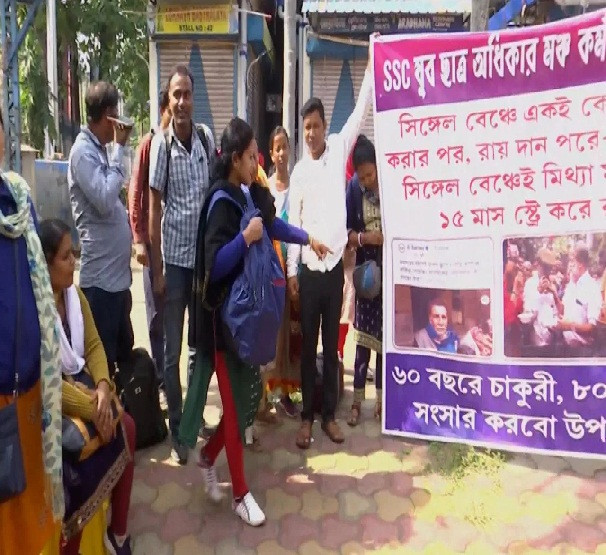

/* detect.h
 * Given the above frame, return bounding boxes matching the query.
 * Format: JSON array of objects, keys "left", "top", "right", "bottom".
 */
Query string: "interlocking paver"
[
  {"left": 159, "top": 507, "right": 202, "bottom": 544},
  {"left": 339, "top": 490, "right": 375, "bottom": 520},
  {"left": 122, "top": 268, "right": 606, "bottom": 554},
  {"left": 300, "top": 489, "right": 339, "bottom": 520},
  {"left": 359, "top": 514, "right": 401, "bottom": 550},
  {"left": 374, "top": 490, "right": 414, "bottom": 522},
  {"left": 264, "top": 488, "right": 302, "bottom": 520},
  {"left": 173, "top": 535, "right": 214, "bottom": 555},
  {"left": 151, "top": 482, "right": 192, "bottom": 513},
  {"left": 277, "top": 513, "right": 319, "bottom": 550},
  {"left": 320, "top": 515, "right": 361, "bottom": 550}
]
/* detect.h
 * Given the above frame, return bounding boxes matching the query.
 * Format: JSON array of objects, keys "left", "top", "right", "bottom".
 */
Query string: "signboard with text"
[
  {"left": 153, "top": 4, "right": 238, "bottom": 35},
  {"left": 373, "top": 11, "right": 606, "bottom": 458},
  {"left": 311, "top": 12, "right": 466, "bottom": 35}
]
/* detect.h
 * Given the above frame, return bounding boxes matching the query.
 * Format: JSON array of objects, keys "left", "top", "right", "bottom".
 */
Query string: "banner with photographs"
[{"left": 373, "top": 10, "right": 606, "bottom": 458}]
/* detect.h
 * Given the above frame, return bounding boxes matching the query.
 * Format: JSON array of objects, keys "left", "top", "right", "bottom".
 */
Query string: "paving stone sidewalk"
[{"left": 127, "top": 265, "right": 606, "bottom": 554}]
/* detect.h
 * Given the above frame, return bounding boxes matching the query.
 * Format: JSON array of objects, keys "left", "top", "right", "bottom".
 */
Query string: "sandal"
[
  {"left": 296, "top": 421, "right": 312, "bottom": 450},
  {"left": 374, "top": 400, "right": 382, "bottom": 421},
  {"left": 347, "top": 404, "right": 361, "bottom": 427}
]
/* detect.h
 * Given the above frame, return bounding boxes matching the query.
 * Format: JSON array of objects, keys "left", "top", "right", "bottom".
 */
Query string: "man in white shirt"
[
  {"left": 287, "top": 60, "right": 373, "bottom": 449},
  {"left": 522, "top": 247, "right": 561, "bottom": 354},
  {"left": 558, "top": 244, "right": 601, "bottom": 356}
]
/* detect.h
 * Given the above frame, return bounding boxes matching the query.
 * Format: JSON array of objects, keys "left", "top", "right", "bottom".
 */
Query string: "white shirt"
[
  {"left": 561, "top": 271, "right": 601, "bottom": 345},
  {"left": 287, "top": 69, "right": 373, "bottom": 278},
  {"left": 268, "top": 174, "right": 288, "bottom": 217},
  {"left": 523, "top": 274, "right": 558, "bottom": 346}
]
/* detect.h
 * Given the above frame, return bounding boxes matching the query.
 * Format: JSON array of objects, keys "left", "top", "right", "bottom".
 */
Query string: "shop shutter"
[
  {"left": 158, "top": 41, "right": 235, "bottom": 143},
  {"left": 312, "top": 55, "right": 374, "bottom": 144}
]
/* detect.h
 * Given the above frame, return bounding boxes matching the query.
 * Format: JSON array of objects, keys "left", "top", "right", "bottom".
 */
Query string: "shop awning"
[{"left": 301, "top": 0, "right": 472, "bottom": 13}]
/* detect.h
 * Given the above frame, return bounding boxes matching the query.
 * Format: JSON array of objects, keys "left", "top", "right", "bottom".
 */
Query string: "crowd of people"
[
  {"left": 0, "top": 57, "right": 384, "bottom": 553},
  {"left": 504, "top": 239, "right": 606, "bottom": 358}
]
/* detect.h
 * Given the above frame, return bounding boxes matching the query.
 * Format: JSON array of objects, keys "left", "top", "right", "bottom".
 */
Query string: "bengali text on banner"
[{"left": 373, "top": 10, "right": 606, "bottom": 458}]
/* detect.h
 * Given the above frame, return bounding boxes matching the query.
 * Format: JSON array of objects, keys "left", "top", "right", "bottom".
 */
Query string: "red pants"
[
  {"left": 61, "top": 412, "right": 136, "bottom": 554},
  {"left": 202, "top": 351, "right": 248, "bottom": 499},
  {"left": 338, "top": 323, "right": 349, "bottom": 359}
]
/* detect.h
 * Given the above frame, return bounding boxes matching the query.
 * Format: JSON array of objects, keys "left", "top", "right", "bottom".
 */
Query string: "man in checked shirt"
[{"left": 149, "top": 65, "right": 216, "bottom": 465}]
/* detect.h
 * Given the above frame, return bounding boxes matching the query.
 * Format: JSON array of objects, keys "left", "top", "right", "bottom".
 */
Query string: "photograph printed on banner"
[
  {"left": 503, "top": 234, "right": 606, "bottom": 359},
  {"left": 394, "top": 285, "right": 492, "bottom": 357}
]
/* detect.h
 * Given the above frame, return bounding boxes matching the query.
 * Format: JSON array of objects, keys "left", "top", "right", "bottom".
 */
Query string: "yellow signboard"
[{"left": 154, "top": 4, "right": 238, "bottom": 35}]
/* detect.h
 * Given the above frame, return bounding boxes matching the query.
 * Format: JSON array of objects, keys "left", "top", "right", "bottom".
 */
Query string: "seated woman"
[
  {"left": 39, "top": 218, "right": 136, "bottom": 555},
  {"left": 188, "top": 117, "right": 329, "bottom": 527}
]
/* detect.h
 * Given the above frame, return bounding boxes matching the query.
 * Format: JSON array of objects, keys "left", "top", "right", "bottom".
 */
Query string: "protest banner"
[{"left": 372, "top": 10, "right": 606, "bottom": 458}]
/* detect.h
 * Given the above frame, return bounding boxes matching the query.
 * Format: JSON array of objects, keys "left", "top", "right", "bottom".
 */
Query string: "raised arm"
[
  {"left": 338, "top": 63, "right": 373, "bottom": 160},
  {"left": 71, "top": 144, "right": 125, "bottom": 217}
]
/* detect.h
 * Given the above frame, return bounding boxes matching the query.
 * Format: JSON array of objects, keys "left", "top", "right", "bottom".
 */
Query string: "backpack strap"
[
  {"left": 164, "top": 124, "right": 215, "bottom": 201},
  {"left": 195, "top": 123, "right": 216, "bottom": 180},
  {"left": 196, "top": 124, "right": 210, "bottom": 161},
  {"left": 240, "top": 184, "right": 254, "bottom": 211},
  {"left": 206, "top": 189, "right": 243, "bottom": 223},
  {"left": 163, "top": 129, "right": 172, "bottom": 201}
]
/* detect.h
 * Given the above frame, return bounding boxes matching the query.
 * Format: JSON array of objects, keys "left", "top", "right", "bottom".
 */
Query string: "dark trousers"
[
  {"left": 142, "top": 245, "right": 165, "bottom": 387},
  {"left": 163, "top": 264, "right": 197, "bottom": 438},
  {"left": 81, "top": 287, "right": 134, "bottom": 378},
  {"left": 353, "top": 345, "right": 383, "bottom": 390},
  {"left": 299, "top": 261, "right": 344, "bottom": 423}
]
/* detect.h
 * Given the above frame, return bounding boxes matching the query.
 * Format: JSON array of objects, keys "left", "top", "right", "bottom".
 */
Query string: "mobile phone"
[{"left": 107, "top": 115, "right": 134, "bottom": 130}]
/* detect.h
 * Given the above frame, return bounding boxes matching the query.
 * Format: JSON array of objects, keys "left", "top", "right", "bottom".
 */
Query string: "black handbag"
[{"left": 0, "top": 371, "right": 26, "bottom": 503}]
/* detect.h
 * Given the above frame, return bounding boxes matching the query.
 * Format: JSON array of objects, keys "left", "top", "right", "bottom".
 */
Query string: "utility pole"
[
  {"left": 237, "top": 4, "right": 247, "bottom": 121},
  {"left": 45, "top": 0, "right": 59, "bottom": 158},
  {"left": 282, "top": 0, "right": 296, "bottom": 168},
  {"left": 1, "top": 0, "right": 45, "bottom": 171},
  {"left": 470, "top": 0, "right": 490, "bottom": 31}
]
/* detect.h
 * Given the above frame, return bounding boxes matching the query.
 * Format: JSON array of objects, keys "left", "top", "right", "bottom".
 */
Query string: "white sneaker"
[
  {"left": 233, "top": 492, "right": 266, "bottom": 526},
  {"left": 200, "top": 464, "right": 225, "bottom": 503}
]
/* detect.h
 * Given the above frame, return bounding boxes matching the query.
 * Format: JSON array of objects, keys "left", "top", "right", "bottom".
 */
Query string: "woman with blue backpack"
[{"left": 187, "top": 117, "right": 330, "bottom": 527}]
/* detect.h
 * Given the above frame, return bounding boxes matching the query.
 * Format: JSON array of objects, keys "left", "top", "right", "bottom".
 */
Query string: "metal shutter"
[
  {"left": 158, "top": 41, "right": 235, "bottom": 143},
  {"left": 311, "top": 56, "right": 374, "bottom": 144},
  {"left": 351, "top": 57, "right": 374, "bottom": 143}
]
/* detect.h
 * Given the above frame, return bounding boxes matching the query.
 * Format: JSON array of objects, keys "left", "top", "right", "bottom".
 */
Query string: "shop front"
[
  {"left": 301, "top": 1, "right": 470, "bottom": 143},
  {"left": 148, "top": 1, "right": 274, "bottom": 143}
]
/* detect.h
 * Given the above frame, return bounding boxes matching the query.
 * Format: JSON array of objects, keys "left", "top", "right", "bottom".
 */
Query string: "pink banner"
[{"left": 373, "top": 10, "right": 606, "bottom": 112}]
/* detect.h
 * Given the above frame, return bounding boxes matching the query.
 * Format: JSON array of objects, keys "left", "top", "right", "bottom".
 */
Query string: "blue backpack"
[{"left": 207, "top": 185, "right": 286, "bottom": 366}]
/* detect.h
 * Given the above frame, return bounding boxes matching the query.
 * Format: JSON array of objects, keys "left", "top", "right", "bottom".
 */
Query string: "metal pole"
[
  {"left": 1, "top": 0, "right": 45, "bottom": 171},
  {"left": 237, "top": 4, "right": 247, "bottom": 121},
  {"left": 8, "top": 0, "right": 21, "bottom": 172},
  {"left": 1, "top": 0, "right": 10, "bottom": 169},
  {"left": 282, "top": 0, "right": 296, "bottom": 166},
  {"left": 45, "top": 0, "right": 58, "bottom": 158},
  {"left": 470, "top": 0, "right": 490, "bottom": 31}
]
